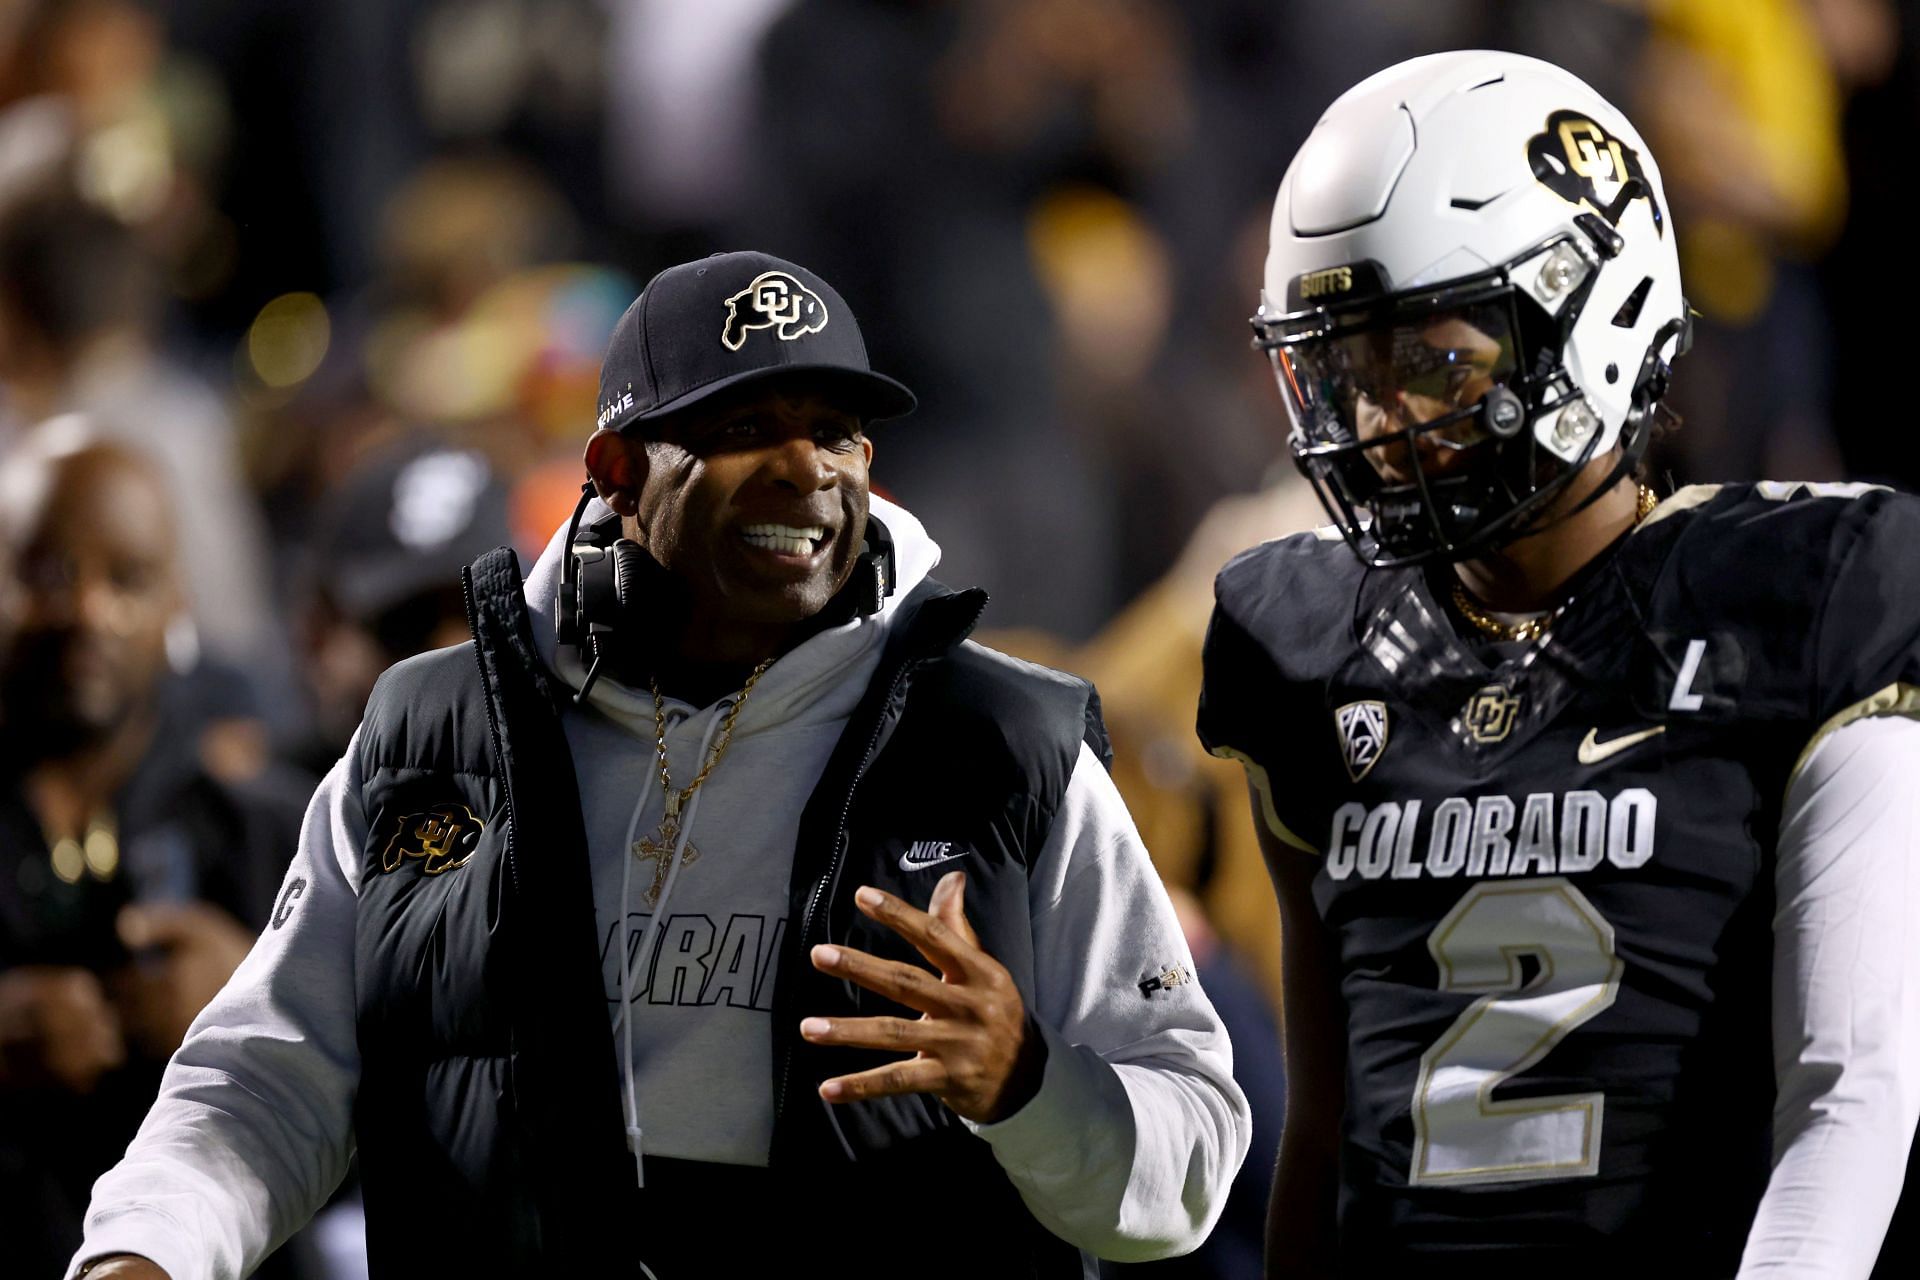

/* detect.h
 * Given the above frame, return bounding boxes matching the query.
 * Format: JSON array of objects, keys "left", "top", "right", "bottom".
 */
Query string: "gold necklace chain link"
[
  {"left": 1449, "top": 484, "right": 1659, "bottom": 645},
  {"left": 648, "top": 658, "right": 775, "bottom": 819}
]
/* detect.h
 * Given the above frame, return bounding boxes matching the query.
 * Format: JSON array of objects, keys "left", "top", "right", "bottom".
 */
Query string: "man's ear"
[{"left": 584, "top": 429, "right": 646, "bottom": 517}]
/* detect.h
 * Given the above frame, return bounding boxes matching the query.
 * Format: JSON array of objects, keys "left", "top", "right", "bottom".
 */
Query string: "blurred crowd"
[{"left": 1, "top": 1, "right": 1914, "bottom": 1276}]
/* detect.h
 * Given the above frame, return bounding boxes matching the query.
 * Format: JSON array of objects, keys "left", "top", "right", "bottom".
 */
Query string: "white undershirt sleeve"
[
  {"left": 66, "top": 740, "right": 369, "bottom": 1280},
  {"left": 1738, "top": 713, "right": 1920, "bottom": 1277},
  {"left": 962, "top": 742, "right": 1253, "bottom": 1263}
]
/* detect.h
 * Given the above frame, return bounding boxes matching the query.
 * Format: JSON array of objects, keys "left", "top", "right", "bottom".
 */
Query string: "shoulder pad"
[
  {"left": 1625, "top": 482, "right": 1920, "bottom": 727},
  {"left": 1214, "top": 530, "right": 1374, "bottom": 686}
]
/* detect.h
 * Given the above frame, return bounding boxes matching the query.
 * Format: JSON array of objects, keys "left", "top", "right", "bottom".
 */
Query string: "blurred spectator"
[
  {"left": 0, "top": 184, "right": 279, "bottom": 688},
  {"left": 0, "top": 429, "right": 305, "bottom": 1277},
  {"left": 749, "top": 0, "right": 1151, "bottom": 640},
  {"left": 605, "top": 0, "right": 798, "bottom": 237},
  {"left": 1822, "top": 0, "right": 1915, "bottom": 489},
  {"left": 2, "top": 0, "right": 246, "bottom": 324},
  {"left": 293, "top": 434, "right": 512, "bottom": 771},
  {"left": 1636, "top": 0, "right": 1868, "bottom": 482}
]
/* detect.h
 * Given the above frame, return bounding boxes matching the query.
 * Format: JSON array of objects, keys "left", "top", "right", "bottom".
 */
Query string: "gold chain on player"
[{"left": 1450, "top": 483, "right": 1659, "bottom": 644}]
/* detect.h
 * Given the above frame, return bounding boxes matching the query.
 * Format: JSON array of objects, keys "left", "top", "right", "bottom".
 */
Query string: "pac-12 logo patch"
[
  {"left": 721, "top": 271, "right": 829, "bottom": 351},
  {"left": 378, "top": 804, "right": 484, "bottom": 876},
  {"left": 1526, "top": 110, "right": 1665, "bottom": 237},
  {"left": 1334, "top": 700, "right": 1389, "bottom": 782}
]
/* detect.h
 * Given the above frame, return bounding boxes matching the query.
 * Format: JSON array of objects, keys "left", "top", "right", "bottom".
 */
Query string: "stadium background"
[{"left": 2, "top": 1, "right": 1914, "bottom": 1276}]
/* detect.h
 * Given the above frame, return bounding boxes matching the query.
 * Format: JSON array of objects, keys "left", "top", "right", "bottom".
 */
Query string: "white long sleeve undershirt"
[{"left": 1738, "top": 712, "right": 1920, "bottom": 1277}]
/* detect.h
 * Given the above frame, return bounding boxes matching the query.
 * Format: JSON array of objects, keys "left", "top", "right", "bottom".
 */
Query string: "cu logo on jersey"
[
  {"left": 1526, "top": 110, "right": 1665, "bottom": 237},
  {"left": 378, "top": 804, "right": 484, "bottom": 876},
  {"left": 1334, "top": 700, "right": 1390, "bottom": 782},
  {"left": 1462, "top": 685, "right": 1524, "bottom": 744},
  {"left": 721, "top": 271, "right": 829, "bottom": 351}
]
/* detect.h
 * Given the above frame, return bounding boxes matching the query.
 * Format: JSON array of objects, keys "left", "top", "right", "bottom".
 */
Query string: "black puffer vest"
[{"left": 349, "top": 548, "right": 1110, "bottom": 1278}]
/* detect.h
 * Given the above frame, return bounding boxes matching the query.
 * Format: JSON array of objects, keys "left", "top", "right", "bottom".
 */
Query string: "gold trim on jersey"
[
  {"left": 1210, "top": 745, "right": 1319, "bottom": 854},
  {"left": 1790, "top": 682, "right": 1920, "bottom": 791},
  {"left": 1634, "top": 482, "right": 1721, "bottom": 531}
]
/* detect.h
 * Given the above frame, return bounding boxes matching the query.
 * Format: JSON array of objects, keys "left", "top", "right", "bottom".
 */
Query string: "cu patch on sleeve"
[{"left": 378, "top": 804, "right": 485, "bottom": 876}]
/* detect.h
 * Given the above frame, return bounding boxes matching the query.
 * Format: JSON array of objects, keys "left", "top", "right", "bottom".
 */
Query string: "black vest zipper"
[
  {"left": 461, "top": 566, "right": 520, "bottom": 901},
  {"left": 772, "top": 589, "right": 987, "bottom": 1136},
  {"left": 774, "top": 653, "right": 919, "bottom": 1132}
]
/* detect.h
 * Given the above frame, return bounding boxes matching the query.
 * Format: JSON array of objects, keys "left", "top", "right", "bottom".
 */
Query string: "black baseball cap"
[{"left": 593, "top": 250, "right": 916, "bottom": 434}]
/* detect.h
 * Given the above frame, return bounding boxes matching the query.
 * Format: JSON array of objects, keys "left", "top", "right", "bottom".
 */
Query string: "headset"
[{"left": 555, "top": 482, "right": 896, "bottom": 703}]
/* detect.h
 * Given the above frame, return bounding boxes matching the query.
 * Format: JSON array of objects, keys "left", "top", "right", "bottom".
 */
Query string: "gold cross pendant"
[{"left": 632, "top": 819, "right": 701, "bottom": 907}]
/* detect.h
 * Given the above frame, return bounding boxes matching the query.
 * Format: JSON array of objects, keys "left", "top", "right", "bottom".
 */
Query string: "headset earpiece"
[
  {"left": 557, "top": 482, "right": 596, "bottom": 648},
  {"left": 610, "top": 540, "right": 647, "bottom": 620}
]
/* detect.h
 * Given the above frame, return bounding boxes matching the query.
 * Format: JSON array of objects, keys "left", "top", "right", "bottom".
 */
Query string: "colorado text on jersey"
[{"left": 1324, "top": 790, "right": 1655, "bottom": 881}]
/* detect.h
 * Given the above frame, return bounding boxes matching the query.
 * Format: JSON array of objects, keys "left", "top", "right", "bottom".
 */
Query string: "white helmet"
[{"left": 1255, "top": 50, "right": 1690, "bottom": 565}]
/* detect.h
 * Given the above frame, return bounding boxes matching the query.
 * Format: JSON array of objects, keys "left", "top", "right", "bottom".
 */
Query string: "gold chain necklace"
[
  {"left": 1450, "top": 484, "right": 1659, "bottom": 644},
  {"left": 631, "top": 659, "right": 774, "bottom": 906}
]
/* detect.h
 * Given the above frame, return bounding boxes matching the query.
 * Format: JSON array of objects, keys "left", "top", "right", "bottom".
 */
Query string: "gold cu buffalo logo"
[
  {"left": 721, "top": 271, "right": 829, "bottom": 351},
  {"left": 379, "top": 804, "right": 484, "bottom": 876},
  {"left": 1525, "top": 109, "right": 1665, "bottom": 238},
  {"left": 1462, "top": 685, "right": 1524, "bottom": 745}
]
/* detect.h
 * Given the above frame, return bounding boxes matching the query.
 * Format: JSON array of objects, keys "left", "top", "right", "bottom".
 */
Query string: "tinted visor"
[{"left": 1272, "top": 294, "right": 1522, "bottom": 483}]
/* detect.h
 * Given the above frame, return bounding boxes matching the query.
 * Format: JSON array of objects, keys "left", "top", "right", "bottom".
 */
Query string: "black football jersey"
[{"left": 1198, "top": 483, "right": 1920, "bottom": 1276}]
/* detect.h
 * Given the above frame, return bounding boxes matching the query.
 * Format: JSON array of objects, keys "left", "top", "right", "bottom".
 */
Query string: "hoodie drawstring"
[{"left": 614, "top": 701, "right": 728, "bottom": 1189}]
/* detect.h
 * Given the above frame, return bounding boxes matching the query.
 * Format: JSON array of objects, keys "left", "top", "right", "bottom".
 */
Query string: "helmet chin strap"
[{"left": 1538, "top": 406, "right": 1651, "bottom": 529}]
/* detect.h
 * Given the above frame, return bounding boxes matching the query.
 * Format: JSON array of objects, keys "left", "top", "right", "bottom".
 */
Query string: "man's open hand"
[{"left": 801, "top": 871, "right": 1046, "bottom": 1124}]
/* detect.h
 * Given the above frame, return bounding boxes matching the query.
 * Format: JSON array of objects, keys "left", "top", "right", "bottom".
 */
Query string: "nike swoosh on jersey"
[{"left": 1577, "top": 725, "right": 1667, "bottom": 765}]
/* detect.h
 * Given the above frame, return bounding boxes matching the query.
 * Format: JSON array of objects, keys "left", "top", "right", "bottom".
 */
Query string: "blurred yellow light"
[
  {"left": 84, "top": 826, "right": 119, "bottom": 880},
  {"left": 247, "top": 292, "right": 332, "bottom": 388},
  {"left": 50, "top": 838, "right": 85, "bottom": 885},
  {"left": 1027, "top": 185, "right": 1172, "bottom": 383}
]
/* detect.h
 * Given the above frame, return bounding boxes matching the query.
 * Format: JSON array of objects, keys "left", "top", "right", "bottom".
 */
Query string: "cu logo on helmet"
[
  {"left": 721, "top": 271, "right": 830, "bottom": 351},
  {"left": 1526, "top": 109, "right": 1665, "bottom": 237}
]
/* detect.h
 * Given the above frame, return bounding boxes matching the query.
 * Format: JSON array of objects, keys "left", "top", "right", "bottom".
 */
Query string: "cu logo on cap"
[{"left": 721, "top": 271, "right": 829, "bottom": 351}]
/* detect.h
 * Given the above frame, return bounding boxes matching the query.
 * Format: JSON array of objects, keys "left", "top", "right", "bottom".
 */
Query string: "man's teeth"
[{"left": 740, "top": 523, "right": 825, "bottom": 555}]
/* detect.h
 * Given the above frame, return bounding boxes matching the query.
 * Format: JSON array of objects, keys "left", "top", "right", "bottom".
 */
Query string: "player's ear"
[{"left": 584, "top": 428, "right": 646, "bottom": 517}]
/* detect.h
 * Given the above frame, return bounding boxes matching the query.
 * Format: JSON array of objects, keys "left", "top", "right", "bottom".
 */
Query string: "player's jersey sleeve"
[
  {"left": 1740, "top": 713, "right": 1920, "bottom": 1277},
  {"left": 1198, "top": 537, "right": 1355, "bottom": 857},
  {"left": 1811, "top": 488, "right": 1920, "bottom": 738}
]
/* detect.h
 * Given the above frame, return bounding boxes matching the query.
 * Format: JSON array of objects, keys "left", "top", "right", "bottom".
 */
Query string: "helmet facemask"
[{"left": 1255, "top": 231, "right": 1647, "bottom": 567}]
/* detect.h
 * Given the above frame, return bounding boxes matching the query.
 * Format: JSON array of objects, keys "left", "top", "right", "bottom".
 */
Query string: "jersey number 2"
[{"left": 1409, "top": 877, "right": 1623, "bottom": 1186}]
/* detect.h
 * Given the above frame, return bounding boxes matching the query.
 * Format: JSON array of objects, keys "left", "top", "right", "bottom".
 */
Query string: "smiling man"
[{"left": 69, "top": 252, "right": 1249, "bottom": 1280}]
